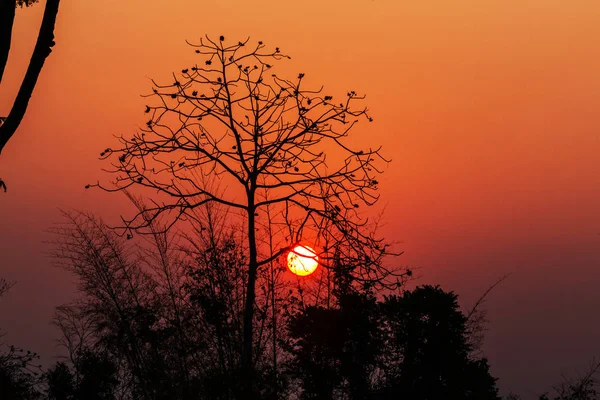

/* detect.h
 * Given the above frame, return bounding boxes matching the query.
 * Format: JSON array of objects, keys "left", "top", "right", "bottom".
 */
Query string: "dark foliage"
[
  {"left": 0, "top": 346, "right": 43, "bottom": 400},
  {"left": 376, "top": 286, "right": 499, "bottom": 400},
  {"left": 286, "top": 284, "right": 500, "bottom": 400},
  {"left": 42, "top": 209, "right": 505, "bottom": 399},
  {"left": 46, "top": 350, "right": 118, "bottom": 400},
  {"left": 286, "top": 290, "right": 382, "bottom": 399}
]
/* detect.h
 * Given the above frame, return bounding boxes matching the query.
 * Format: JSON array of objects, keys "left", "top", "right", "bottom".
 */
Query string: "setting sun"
[{"left": 287, "top": 245, "right": 319, "bottom": 276}]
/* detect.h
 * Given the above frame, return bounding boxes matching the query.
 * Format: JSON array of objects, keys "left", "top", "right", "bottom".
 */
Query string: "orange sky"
[{"left": 1, "top": 1, "right": 599, "bottom": 398}]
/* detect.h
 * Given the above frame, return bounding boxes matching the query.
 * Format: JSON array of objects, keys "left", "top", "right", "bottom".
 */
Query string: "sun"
[{"left": 287, "top": 245, "right": 319, "bottom": 276}]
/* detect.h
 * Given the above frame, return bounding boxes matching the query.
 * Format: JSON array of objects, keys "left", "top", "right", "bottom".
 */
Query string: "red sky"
[{"left": 1, "top": 1, "right": 599, "bottom": 398}]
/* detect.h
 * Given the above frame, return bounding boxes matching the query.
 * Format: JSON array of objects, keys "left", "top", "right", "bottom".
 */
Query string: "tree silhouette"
[
  {"left": 91, "top": 35, "right": 404, "bottom": 395},
  {"left": 48, "top": 205, "right": 289, "bottom": 399},
  {"left": 284, "top": 283, "right": 500, "bottom": 400},
  {"left": 285, "top": 286, "right": 382, "bottom": 399},
  {"left": 377, "top": 285, "right": 500, "bottom": 400},
  {"left": 0, "top": 0, "right": 60, "bottom": 156},
  {"left": 0, "top": 348, "right": 42, "bottom": 400},
  {"left": 48, "top": 210, "right": 190, "bottom": 399},
  {"left": 46, "top": 350, "right": 119, "bottom": 400},
  {"left": 0, "top": 279, "right": 43, "bottom": 399}
]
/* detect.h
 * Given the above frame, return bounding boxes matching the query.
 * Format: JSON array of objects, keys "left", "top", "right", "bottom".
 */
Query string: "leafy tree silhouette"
[
  {"left": 285, "top": 283, "right": 500, "bottom": 400},
  {"left": 286, "top": 289, "right": 382, "bottom": 399},
  {"left": 46, "top": 349, "right": 119, "bottom": 400},
  {"left": 378, "top": 285, "right": 500, "bottom": 400}
]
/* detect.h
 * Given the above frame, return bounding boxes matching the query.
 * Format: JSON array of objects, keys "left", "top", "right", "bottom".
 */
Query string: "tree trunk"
[
  {"left": 0, "top": 0, "right": 16, "bottom": 83},
  {"left": 0, "top": 0, "right": 60, "bottom": 155},
  {"left": 242, "top": 193, "right": 258, "bottom": 399}
]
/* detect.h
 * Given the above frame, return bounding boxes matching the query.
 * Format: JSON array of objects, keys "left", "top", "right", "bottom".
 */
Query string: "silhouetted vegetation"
[
  {"left": 2, "top": 222, "right": 599, "bottom": 399},
  {"left": 46, "top": 350, "right": 119, "bottom": 400},
  {"left": 284, "top": 276, "right": 500, "bottom": 400},
  {"left": 11, "top": 208, "right": 494, "bottom": 399},
  {"left": 4, "top": 204, "right": 505, "bottom": 399},
  {"left": 1, "top": 33, "right": 598, "bottom": 400},
  {"left": 0, "top": 347, "right": 42, "bottom": 400}
]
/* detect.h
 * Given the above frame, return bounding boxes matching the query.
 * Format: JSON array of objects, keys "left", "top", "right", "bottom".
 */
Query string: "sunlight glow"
[{"left": 287, "top": 245, "right": 319, "bottom": 276}]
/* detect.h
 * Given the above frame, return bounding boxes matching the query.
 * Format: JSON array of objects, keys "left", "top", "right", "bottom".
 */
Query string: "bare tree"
[
  {"left": 91, "top": 36, "right": 404, "bottom": 396},
  {"left": 0, "top": 0, "right": 60, "bottom": 157}
]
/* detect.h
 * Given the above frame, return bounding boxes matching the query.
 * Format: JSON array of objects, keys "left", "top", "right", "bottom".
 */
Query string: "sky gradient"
[{"left": 1, "top": 1, "right": 599, "bottom": 398}]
